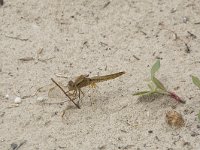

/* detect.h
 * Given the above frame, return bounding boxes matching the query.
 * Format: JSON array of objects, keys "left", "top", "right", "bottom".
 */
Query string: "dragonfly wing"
[
  {"left": 37, "top": 83, "right": 56, "bottom": 92},
  {"left": 48, "top": 85, "right": 69, "bottom": 98},
  {"left": 74, "top": 74, "right": 89, "bottom": 85}
]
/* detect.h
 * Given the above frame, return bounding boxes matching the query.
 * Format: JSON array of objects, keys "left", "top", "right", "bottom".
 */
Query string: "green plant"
[
  {"left": 133, "top": 60, "right": 185, "bottom": 103},
  {"left": 191, "top": 75, "right": 200, "bottom": 120},
  {"left": 192, "top": 75, "right": 200, "bottom": 89}
]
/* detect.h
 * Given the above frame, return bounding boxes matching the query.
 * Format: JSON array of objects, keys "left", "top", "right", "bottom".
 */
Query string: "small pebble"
[
  {"left": 183, "top": 16, "right": 189, "bottom": 23},
  {"left": 148, "top": 130, "right": 153, "bottom": 134},
  {"left": 170, "top": 8, "right": 176, "bottom": 13},
  {"left": 5, "top": 94, "right": 9, "bottom": 99},
  {"left": 146, "top": 111, "right": 150, "bottom": 117},
  {"left": 0, "top": 138, "right": 5, "bottom": 142},
  {"left": 37, "top": 96, "right": 44, "bottom": 101},
  {"left": 14, "top": 97, "right": 22, "bottom": 104}
]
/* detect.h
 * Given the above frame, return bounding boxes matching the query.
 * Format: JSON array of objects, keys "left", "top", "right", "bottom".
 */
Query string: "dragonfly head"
[{"left": 68, "top": 80, "right": 75, "bottom": 90}]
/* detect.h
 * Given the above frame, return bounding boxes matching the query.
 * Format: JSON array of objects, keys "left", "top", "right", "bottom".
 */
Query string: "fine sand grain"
[{"left": 0, "top": 0, "right": 200, "bottom": 149}]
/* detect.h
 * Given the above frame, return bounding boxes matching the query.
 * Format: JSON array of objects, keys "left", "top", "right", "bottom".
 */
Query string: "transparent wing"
[
  {"left": 37, "top": 80, "right": 69, "bottom": 98},
  {"left": 48, "top": 84, "right": 69, "bottom": 98},
  {"left": 37, "top": 83, "right": 56, "bottom": 93},
  {"left": 74, "top": 74, "right": 89, "bottom": 85}
]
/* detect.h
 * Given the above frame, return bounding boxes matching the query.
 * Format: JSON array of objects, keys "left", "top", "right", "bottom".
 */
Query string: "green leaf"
[
  {"left": 152, "top": 76, "right": 166, "bottom": 91},
  {"left": 151, "top": 59, "right": 160, "bottom": 78},
  {"left": 132, "top": 91, "right": 151, "bottom": 96},
  {"left": 192, "top": 75, "right": 200, "bottom": 89},
  {"left": 148, "top": 83, "right": 155, "bottom": 91}
]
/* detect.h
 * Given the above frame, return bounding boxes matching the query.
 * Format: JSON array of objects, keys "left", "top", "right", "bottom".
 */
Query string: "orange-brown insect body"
[{"left": 67, "top": 71, "right": 125, "bottom": 99}]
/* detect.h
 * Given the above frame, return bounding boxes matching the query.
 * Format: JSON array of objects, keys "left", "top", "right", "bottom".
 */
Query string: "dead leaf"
[{"left": 166, "top": 110, "right": 185, "bottom": 128}]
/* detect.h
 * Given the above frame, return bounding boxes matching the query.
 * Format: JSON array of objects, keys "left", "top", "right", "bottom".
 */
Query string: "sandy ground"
[{"left": 1, "top": 0, "right": 200, "bottom": 149}]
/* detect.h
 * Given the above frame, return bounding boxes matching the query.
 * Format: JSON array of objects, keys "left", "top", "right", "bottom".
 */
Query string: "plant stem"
[
  {"left": 167, "top": 91, "right": 185, "bottom": 104},
  {"left": 156, "top": 90, "right": 185, "bottom": 104}
]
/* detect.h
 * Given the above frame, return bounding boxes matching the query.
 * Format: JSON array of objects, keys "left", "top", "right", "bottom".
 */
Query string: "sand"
[{"left": 0, "top": 0, "right": 200, "bottom": 149}]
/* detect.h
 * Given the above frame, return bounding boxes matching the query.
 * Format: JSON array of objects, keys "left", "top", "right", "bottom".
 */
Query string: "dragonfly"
[{"left": 48, "top": 71, "right": 125, "bottom": 108}]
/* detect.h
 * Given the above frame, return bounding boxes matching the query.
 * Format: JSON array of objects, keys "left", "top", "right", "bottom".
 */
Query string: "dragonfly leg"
[
  {"left": 73, "top": 89, "right": 77, "bottom": 98},
  {"left": 78, "top": 89, "right": 81, "bottom": 99},
  {"left": 80, "top": 89, "right": 85, "bottom": 97},
  {"left": 77, "top": 88, "right": 85, "bottom": 99},
  {"left": 77, "top": 88, "right": 85, "bottom": 105}
]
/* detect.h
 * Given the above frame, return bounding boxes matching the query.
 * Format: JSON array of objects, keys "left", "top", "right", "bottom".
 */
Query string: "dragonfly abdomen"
[{"left": 90, "top": 71, "right": 125, "bottom": 83}]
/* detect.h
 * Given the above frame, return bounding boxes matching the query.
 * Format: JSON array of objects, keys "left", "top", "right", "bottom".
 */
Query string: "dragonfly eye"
[{"left": 68, "top": 80, "right": 75, "bottom": 90}]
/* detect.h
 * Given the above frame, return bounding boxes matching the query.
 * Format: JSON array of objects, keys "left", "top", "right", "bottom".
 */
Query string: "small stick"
[
  {"left": 133, "top": 55, "right": 140, "bottom": 60},
  {"left": 184, "top": 43, "right": 190, "bottom": 53},
  {"left": 51, "top": 78, "right": 80, "bottom": 109},
  {"left": 5, "top": 35, "right": 28, "bottom": 41},
  {"left": 187, "top": 31, "right": 197, "bottom": 39},
  {"left": 19, "top": 57, "right": 35, "bottom": 62},
  {"left": 38, "top": 56, "right": 55, "bottom": 63},
  {"left": 194, "top": 22, "right": 200, "bottom": 25},
  {"left": 15, "top": 140, "right": 27, "bottom": 150},
  {"left": 103, "top": 1, "right": 110, "bottom": 8}
]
